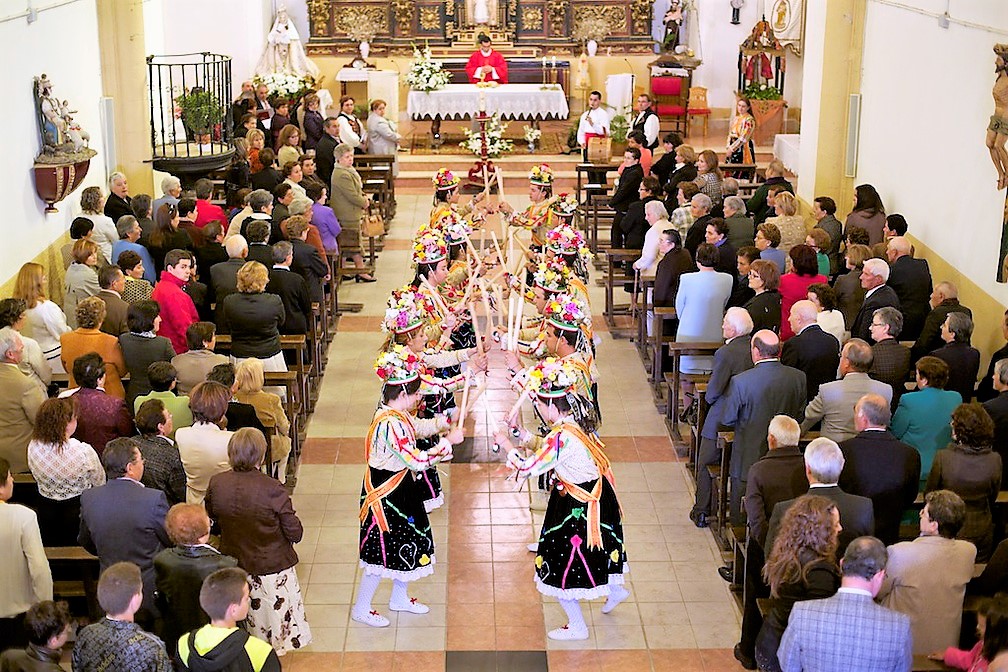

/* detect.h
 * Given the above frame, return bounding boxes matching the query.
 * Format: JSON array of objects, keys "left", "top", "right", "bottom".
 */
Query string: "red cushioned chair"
[{"left": 650, "top": 75, "right": 688, "bottom": 135}]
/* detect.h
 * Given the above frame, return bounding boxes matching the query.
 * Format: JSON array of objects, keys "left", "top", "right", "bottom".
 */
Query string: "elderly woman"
[
  {"left": 833, "top": 243, "right": 871, "bottom": 329},
  {"left": 14, "top": 262, "right": 71, "bottom": 374},
  {"left": 206, "top": 428, "right": 311, "bottom": 654},
  {"left": 60, "top": 297, "right": 126, "bottom": 399},
  {"left": 932, "top": 312, "right": 981, "bottom": 403},
  {"left": 79, "top": 186, "right": 119, "bottom": 262},
  {"left": 807, "top": 282, "right": 845, "bottom": 345},
  {"left": 148, "top": 204, "right": 193, "bottom": 276},
  {"left": 116, "top": 249, "right": 154, "bottom": 303},
  {"left": 723, "top": 195, "right": 755, "bottom": 249},
  {"left": 927, "top": 403, "right": 1002, "bottom": 561},
  {"left": 845, "top": 183, "right": 887, "bottom": 246},
  {"left": 63, "top": 239, "right": 101, "bottom": 329},
  {"left": 619, "top": 175, "right": 662, "bottom": 251},
  {"left": 64, "top": 352, "right": 133, "bottom": 454},
  {"left": 27, "top": 397, "right": 104, "bottom": 546},
  {"left": 328, "top": 142, "right": 374, "bottom": 280},
  {"left": 234, "top": 358, "right": 291, "bottom": 483},
  {"left": 304, "top": 181, "right": 340, "bottom": 254},
  {"left": 0, "top": 298, "right": 50, "bottom": 393},
  {"left": 275, "top": 124, "right": 302, "bottom": 168},
  {"left": 133, "top": 399, "right": 186, "bottom": 504},
  {"left": 175, "top": 381, "right": 234, "bottom": 505},
  {"left": 220, "top": 261, "right": 286, "bottom": 375},
  {"left": 666, "top": 143, "right": 698, "bottom": 196},
  {"left": 692, "top": 149, "right": 724, "bottom": 209},
  {"left": 153, "top": 503, "right": 238, "bottom": 656},
  {"left": 755, "top": 222, "right": 786, "bottom": 274},
  {"left": 366, "top": 99, "right": 402, "bottom": 177},
  {"left": 632, "top": 200, "right": 671, "bottom": 276},
  {"left": 779, "top": 245, "right": 829, "bottom": 340},
  {"left": 893, "top": 356, "right": 963, "bottom": 483},
  {"left": 744, "top": 259, "right": 783, "bottom": 334},
  {"left": 676, "top": 242, "right": 733, "bottom": 374},
  {"left": 765, "top": 192, "right": 807, "bottom": 257},
  {"left": 755, "top": 494, "right": 841, "bottom": 672},
  {"left": 281, "top": 160, "right": 306, "bottom": 200},
  {"left": 119, "top": 301, "right": 176, "bottom": 409},
  {"left": 667, "top": 180, "right": 699, "bottom": 241}
]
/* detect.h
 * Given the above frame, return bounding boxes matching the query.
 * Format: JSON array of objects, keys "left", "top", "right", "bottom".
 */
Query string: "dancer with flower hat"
[
  {"left": 493, "top": 358, "right": 628, "bottom": 641},
  {"left": 430, "top": 167, "right": 488, "bottom": 228},
  {"left": 352, "top": 345, "right": 464, "bottom": 628},
  {"left": 544, "top": 221, "right": 593, "bottom": 286},
  {"left": 498, "top": 164, "right": 557, "bottom": 250}
]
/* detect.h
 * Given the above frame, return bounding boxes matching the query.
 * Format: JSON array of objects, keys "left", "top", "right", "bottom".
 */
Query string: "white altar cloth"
[
  {"left": 407, "top": 84, "right": 569, "bottom": 120},
  {"left": 773, "top": 134, "right": 801, "bottom": 174}
]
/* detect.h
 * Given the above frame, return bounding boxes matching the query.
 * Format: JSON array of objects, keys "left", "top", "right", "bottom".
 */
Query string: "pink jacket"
[
  {"left": 152, "top": 271, "right": 199, "bottom": 354},
  {"left": 944, "top": 642, "right": 988, "bottom": 672}
]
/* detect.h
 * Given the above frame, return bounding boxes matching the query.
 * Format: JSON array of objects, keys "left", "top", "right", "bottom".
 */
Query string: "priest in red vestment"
[{"left": 465, "top": 34, "right": 508, "bottom": 84}]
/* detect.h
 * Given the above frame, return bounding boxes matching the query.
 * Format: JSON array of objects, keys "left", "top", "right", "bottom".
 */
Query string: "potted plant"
[
  {"left": 523, "top": 125, "right": 542, "bottom": 153},
  {"left": 461, "top": 114, "right": 514, "bottom": 158},
  {"left": 609, "top": 114, "right": 629, "bottom": 156},
  {"left": 176, "top": 88, "right": 224, "bottom": 146}
]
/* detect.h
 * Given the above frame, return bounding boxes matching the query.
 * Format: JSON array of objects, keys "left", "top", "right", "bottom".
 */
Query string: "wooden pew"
[
  {"left": 586, "top": 193, "right": 615, "bottom": 258},
  {"left": 47, "top": 546, "right": 101, "bottom": 619},
  {"left": 663, "top": 340, "right": 721, "bottom": 424},
  {"left": 575, "top": 162, "right": 621, "bottom": 211},
  {"left": 603, "top": 249, "right": 639, "bottom": 334}
]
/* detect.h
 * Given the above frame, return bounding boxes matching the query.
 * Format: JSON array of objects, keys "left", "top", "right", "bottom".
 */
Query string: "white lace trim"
[
  {"left": 534, "top": 571, "right": 627, "bottom": 601},
  {"left": 423, "top": 493, "right": 445, "bottom": 512},
  {"left": 359, "top": 559, "right": 437, "bottom": 582}
]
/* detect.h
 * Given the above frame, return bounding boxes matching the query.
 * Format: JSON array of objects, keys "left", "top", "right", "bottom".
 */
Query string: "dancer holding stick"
[{"left": 497, "top": 164, "right": 556, "bottom": 251}]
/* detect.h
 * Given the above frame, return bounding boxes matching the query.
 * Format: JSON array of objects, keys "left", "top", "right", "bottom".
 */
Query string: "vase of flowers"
[
  {"left": 406, "top": 44, "right": 452, "bottom": 93},
  {"left": 461, "top": 114, "right": 513, "bottom": 158},
  {"left": 253, "top": 73, "right": 317, "bottom": 105},
  {"left": 523, "top": 125, "right": 542, "bottom": 153}
]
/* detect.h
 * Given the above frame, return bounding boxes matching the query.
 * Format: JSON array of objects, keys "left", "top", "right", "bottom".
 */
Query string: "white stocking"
[
  {"left": 559, "top": 598, "right": 586, "bottom": 631},
  {"left": 353, "top": 572, "right": 382, "bottom": 615}
]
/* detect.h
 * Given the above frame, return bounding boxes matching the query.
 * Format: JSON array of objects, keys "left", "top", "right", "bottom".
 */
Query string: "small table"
[{"left": 407, "top": 83, "right": 569, "bottom": 140}]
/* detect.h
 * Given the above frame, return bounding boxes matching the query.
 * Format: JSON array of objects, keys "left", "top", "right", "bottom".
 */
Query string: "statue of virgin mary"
[{"left": 255, "top": 6, "right": 321, "bottom": 79}]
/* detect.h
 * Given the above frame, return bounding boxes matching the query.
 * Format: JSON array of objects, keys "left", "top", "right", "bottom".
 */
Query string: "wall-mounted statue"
[
  {"left": 990, "top": 44, "right": 1008, "bottom": 191},
  {"left": 255, "top": 5, "right": 320, "bottom": 79},
  {"left": 35, "top": 74, "right": 91, "bottom": 155}
]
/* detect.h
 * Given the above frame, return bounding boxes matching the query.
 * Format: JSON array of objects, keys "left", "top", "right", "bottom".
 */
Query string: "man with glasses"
[{"left": 868, "top": 306, "right": 912, "bottom": 406}]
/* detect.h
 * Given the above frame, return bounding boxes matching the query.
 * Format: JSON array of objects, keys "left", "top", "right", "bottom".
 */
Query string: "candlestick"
[{"left": 551, "top": 56, "right": 557, "bottom": 68}]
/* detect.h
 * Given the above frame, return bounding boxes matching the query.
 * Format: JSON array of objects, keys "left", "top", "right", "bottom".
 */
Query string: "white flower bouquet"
[
  {"left": 253, "top": 73, "right": 316, "bottom": 101},
  {"left": 461, "top": 114, "right": 514, "bottom": 158},
  {"left": 523, "top": 125, "right": 542, "bottom": 143},
  {"left": 406, "top": 45, "right": 452, "bottom": 93}
]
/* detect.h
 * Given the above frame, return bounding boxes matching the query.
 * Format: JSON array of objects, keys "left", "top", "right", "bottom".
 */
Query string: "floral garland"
[
  {"left": 529, "top": 164, "right": 554, "bottom": 185},
  {"left": 526, "top": 357, "right": 579, "bottom": 398},
  {"left": 383, "top": 291, "right": 426, "bottom": 334},
  {"left": 442, "top": 214, "right": 473, "bottom": 246},
  {"left": 413, "top": 229, "right": 448, "bottom": 264},
  {"left": 406, "top": 45, "right": 452, "bottom": 93},
  {"left": 543, "top": 293, "right": 590, "bottom": 331},
  {"left": 461, "top": 114, "right": 513, "bottom": 158},
  {"left": 530, "top": 259, "right": 572, "bottom": 294},
  {"left": 550, "top": 193, "right": 579, "bottom": 217},
  {"left": 432, "top": 167, "right": 460, "bottom": 190},
  {"left": 252, "top": 73, "right": 317, "bottom": 102},
  {"left": 388, "top": 285, "right": 437, "bottom": 322},
  {"left": 546, "top": 223, "right": 591, "bottom": 261},
  {"left": 375, "top": 344, "right": 424, "bottom": 383}
]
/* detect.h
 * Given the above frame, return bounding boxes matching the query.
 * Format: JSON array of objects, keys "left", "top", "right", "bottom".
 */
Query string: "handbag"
[{"left": 362, "top": 202, "right": 384, "bottom": 238}]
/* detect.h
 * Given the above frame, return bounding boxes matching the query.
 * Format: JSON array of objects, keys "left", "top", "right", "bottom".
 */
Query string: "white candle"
[
  {"left": 542, "top": 57, "right": 547, "bottom": 68},
  {"left": 551, "top": 56, "right": 557, "bottom": 68}
]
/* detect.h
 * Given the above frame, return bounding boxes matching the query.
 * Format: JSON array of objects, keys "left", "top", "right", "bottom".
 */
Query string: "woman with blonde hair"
[
  {"left": 14, "top": 262, "right": 70, "bottom": 373},
  {"left": 276, "top": 124, "right": 302, "bottom": 168},
  {"left": 765, "top": 191, "right": 807, "bottom": 256},
  {"left": 246, "top": 128, "right": 266, "bottom": 173},
  {"left": 833, "top": 243, "right": 872, "bottom": 329},
  {"left": 756, "top": 494, "right": 842, "bottom": 671},
  {"left": 234, "top": 358, "right": 291, "bottom": 482},
  {"left": 221, "top": 262, "right": 287, "bottom": 387},
  {"left": 693, "top": 148, "right": 724, "bottom": 209},
  {"left": 63, "top": 239, "right": 101, "bottom": 329}
]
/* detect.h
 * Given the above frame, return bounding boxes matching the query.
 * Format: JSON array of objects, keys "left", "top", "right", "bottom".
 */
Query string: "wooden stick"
[
  {"left": 506, "top": 388, "right": 531, "bottom": 424},
  {"left": 492, "top": 283, "right": 504, "bottom": 336},
  {"left": 421, "top": 278, "right": 449, "bottom": 315},
  {"left": 470, "top": 300, "right": 483, "bottom": 354},
  {"left": 456, "top": 369, "right": 473, "bottom": 429},
  {"left": 489, "top": 231, "right": 505, "bottom": 269},
  {"left": 506, "top": 291, "right": 516, "bottom": 351},
  {"left": 511, "top": 278, "right": 526, "bottom": 350},
  {"left": 496, "top": 168, "right": 507, "bottom": 240},
  {"left": 483, "top": 391, "right": 501, "bottom": 433},
  {"left": 479, "top": 280, "right": 493, "bottom": 348}
]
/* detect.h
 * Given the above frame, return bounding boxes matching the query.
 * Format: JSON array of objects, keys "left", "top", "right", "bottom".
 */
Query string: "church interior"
[{"left": 3, "top": 0, "right": 1008, "bottom": 670}]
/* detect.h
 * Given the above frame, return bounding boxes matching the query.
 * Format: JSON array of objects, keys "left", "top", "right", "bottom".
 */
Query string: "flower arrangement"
[
  {"left": 543, "top": 293, "right": 591, "bottom": 331},
  {"left": 432, "top": 167, "right": 460, "bottom": 191},
  {"left": 375, "top": 344, "right": 423, "bottom": 383},
  {"left": 742, "top": 82, "right": 783, "bottom": 101},
  {"left": 550, "top": 193, "right": 579, "bottom": 218},
  {"left": 406, "top": 44, "right": 452, "bottom": 93},
  {"left": 545, "top": 223, "right": 591, "bottom": 262},
  {"left": 461, "top": 114, "right": 513, "bottom": 158},
  {"left": 388, "top": 285, "right": 437, "bottom": 322},
  {"left": 413, "top": 229, "right": 448, "bottom": 265},
  {"left": 383, "top": 292, "right": 426, "bottom": 334},
  {"left": 442, "top": 214, "right": 473, "bottom": 246},
  {"left": 253, "top": 73, "right": 317, "bottom": 102},
  {"left": 531, "top": 259, "right": 572, "bottom": 294},
  {"left": 523, "top": 125, "right": 542, "bottom": 143},
  {"left": 529, "top": 164, "right": 554, "bottom": 185},
  {"left": 526, "top": 357, "right": 579, "bottom": 398}
]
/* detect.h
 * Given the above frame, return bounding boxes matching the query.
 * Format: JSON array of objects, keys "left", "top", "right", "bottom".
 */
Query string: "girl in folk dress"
[
  {"left": 352, "top": 346, "right": 464, "bottom": 627},
  {"left": 727, "top": 97, "right": 757, "bottom": 165},
  {"left": 494, "top": 359, "right": 629, "bottom": 641}
]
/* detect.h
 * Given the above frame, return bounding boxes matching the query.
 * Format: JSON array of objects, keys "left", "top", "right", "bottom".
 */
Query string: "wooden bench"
[
  {"left": 47, "top": 546, "right": 100, "bottom": 619},
  {"left": 664, "top": 341, "right": 721, "bottom": 424},
  {"left": 575, "top": 162, "right": 620, "bottom": 211},
  {"left": 721, "top": 163, "right": 757, "bottom": 181},
  {"left": 586, "top": 193, "right": 615, "bottom": 258},
  {"left": 603, "top": 249, "right": 640, "bottom": 334}
]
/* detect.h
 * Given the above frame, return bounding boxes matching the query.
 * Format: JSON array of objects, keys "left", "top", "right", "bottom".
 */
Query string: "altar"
[{"left": 407, "top": 83, "right": 569, "bottom": 121}]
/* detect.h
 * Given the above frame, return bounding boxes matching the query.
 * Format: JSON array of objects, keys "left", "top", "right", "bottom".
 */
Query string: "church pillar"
[
  {"left": 95, "top": 0, "right": 154, "bottom": 194},
  {"left": 797, "top": 0, "right": 866, "bottom": 213}
]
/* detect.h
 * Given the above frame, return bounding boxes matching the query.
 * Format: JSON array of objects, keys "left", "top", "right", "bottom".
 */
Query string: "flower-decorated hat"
[
  {"left": 550, "top": 193, "right": 579, "bottom": 218},
  {"left": 375, "top": 344, "right": 424, "bottom": 384},
  {"left": 529, "top": 164, "right": 554, "bottom": 186},
  {"left": 439, "top": 212, "right": 473, "bottom": 246},
  {"left": 383, "top": 290, "right": 426, "bottom": 334},
  {"left": 545, "top": 223, "right": 590, "bottom": 260},
  {"left": 413, "top": 229, "right": 448, "bottom": 265},
  {"left": 526, "top": 357, "right": 579, "bottom": 399},
  {"left": 543, "top": 293, "right": 591, "bottom": 332},
  {"left": 530, "top": 259, "right": 571, "bottom": 294},
  {"left": 432, "top": 168, "right": 460, "bottom": 191}
]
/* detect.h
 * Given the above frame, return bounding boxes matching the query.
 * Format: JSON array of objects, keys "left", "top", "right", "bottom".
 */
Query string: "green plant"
[
  {"left": 742, "top": 83, "right": 783, "bottom": 100},
  {"left": 609, "top": 114, "right": 629, "bottom": 143},
  {"left": 176, "top": 89, "right": 224, "bottom": 136},
  {"left": 566, "top": 122, "right": 579, "bottom": 148},
  {"left": 354, "top": 103, "right": 369, "bottom": 120}
]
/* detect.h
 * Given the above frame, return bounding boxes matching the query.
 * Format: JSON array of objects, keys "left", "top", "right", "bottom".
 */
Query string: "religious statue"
[
  {"left": 255, "top": 5, "right": 321, "bottom": 79},
  {"left": 662, "top": 1, "right": 683, "bottom": 52},
  {"left": 466, "top": 0, "right": 498, "bottom": 26},
  {"left": 35, "top": 74, "right": 91, "bottom": 155},
  {"left": 989, "top": 44, "right": 1008, "bottom": 190}
]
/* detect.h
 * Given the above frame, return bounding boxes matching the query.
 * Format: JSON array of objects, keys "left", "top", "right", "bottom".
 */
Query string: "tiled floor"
[{"left": 283, "top": 186, "right": 744, "bottom": 670}]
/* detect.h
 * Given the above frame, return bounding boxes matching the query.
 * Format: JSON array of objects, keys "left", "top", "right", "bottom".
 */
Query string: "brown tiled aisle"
[{"left": 283, "top": 191, "right": 744, "bottom": 671}]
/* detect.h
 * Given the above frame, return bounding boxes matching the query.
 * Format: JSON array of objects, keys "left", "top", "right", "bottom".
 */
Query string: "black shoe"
[
  {"left": 717, "top": 565, "right": 734, "bottom": 582},
  {"left": 689, "top": 509, "right": 709, "bottom": 528},
  {"left": 734, "top": 644, "right": 757, "bottom": 670},
  {"left": 356, "top": 275, "right": 377, "bottom": 283}
]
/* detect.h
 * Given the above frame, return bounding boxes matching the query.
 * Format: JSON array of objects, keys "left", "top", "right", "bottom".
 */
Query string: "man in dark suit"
[
  {"left": 931, "top": 312, "right": 981, "bottom": 402},
  {"left": 684, "top": 194, "right": 714, "bottom": 259},
  {"left": 720, "top": 330, "right": 807, "bottom": 522},
  {"left": 765, "top": 437, "right": 875, "bottom": 557},
  {"left": 96, "top": 265, "right": 129, "bottom": 336},
  {"left": 850, "top": 258, "right": 901, "bottom": 341},
  {"left": 983, "top": 358, "right": 1008, "bottom": 482},
  {"left": 244, "top": 219, "right": 274, "bottom": 268},
  {"left": 912, "top": 281, "right": 971, "bottom": 362},
  {"left": 868, "top": 306, "right": 912, "bottom": 407},
  {"left": 778, "top": 537, "right": 912, "bottom": 672},
  {"left": 287, "top": 217, "right": 330, "bottom": 305},
  {"left": 609, "top": 148, "right": 644, "bottom": 250},
  {"left": 977, "top": 310, "right": 1008, "bottom": 402},
  {"left": 315, "top": 117, "right": 340, "bottom": 187},
  {"left": 733, "top": 415, "right": 809, "bottom": 669},
  {"left": 838, "top": 394, "right": 920, "bottom": 545},
  {"left": 209, "top": 236, "right": 248, "bottom": 322},
  {"left": 266, "top": 241, "right": 312, "bottom": 336},
  {"left": 690, "top": 308, "right": 754, "bottom": 528},
  {"left": 193, "top": 222, "right": 229, "bottom": 285},
  {"left": 781, "top": 300, "right": 840, "bottom": 402},
  {"left": 206, "top": 365, "right": 267, "bottom": 435},
  {"left": 885, "top": 236, "right": 932, "bottom": 341},
  {"left": 79, "top": 438, "right": 171, "bottom": 628}
]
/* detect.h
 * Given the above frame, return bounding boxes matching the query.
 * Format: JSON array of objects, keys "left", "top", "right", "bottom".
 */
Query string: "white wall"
[
  {"left": 795, "top": 0, "right": 826, "bottom": 200},
  {"left": 0, "top": 0, "right": 108, "bottom": 278},
  {"left": 857, "top": 0, "right": 1008, "bottom": 300}
]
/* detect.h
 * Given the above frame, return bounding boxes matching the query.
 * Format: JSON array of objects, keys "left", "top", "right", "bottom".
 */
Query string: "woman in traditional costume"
[
  {"left": 727, "top": 97, "right": 756, "bottom": 165},
  {"left": 429, "top": 168, "right": 487, "bottom": 229}
]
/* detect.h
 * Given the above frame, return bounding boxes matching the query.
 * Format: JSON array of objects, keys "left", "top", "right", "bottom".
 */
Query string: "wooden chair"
[
  {"left": 651, "top": 75, "right": 688, "bottom": 135},
  {"left": 686, "top": 86, "right": 711, "bottom": 138}
]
